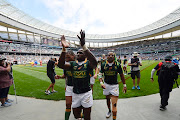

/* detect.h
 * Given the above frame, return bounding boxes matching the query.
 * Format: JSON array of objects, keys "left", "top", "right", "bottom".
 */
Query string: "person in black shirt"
[
  {"left": 151, "top": 56, "right": 180, "bottom": 111},
  {"left": 45, "top": 58, "right": 60, "bottom": 95}
]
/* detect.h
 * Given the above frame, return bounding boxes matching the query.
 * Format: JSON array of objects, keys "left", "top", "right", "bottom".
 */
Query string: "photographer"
[
  {"left": 128, "top": 52, "right": 142, "bottom": 90},
  {"left": 0, "top": 57, "right": 13, "bottom": 107}
]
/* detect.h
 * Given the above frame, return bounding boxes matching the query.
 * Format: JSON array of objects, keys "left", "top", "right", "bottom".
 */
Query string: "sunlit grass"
[{"left": 9, "top": 61, "right": 179, "bottom": 100}]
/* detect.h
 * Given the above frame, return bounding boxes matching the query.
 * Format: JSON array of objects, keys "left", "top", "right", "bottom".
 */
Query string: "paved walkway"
[{"left": 0, "top": 88, "right": 180, "bottom": 120}]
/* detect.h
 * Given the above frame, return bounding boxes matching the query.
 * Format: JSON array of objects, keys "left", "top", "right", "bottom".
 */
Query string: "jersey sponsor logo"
[
  {"left": 73, "top": 71, "right": 87, "bottom": 78},
  {"left": 66, "top": 71, "right": 72, "bottom": 76},
  {"left": 114, "top": 66, "right": 117, "bottom": 70},
  {"left": 84, "top": 64, "right": 87, "bottom": 69},
  {"left": 104, "top": 71, "right": 116, "bottom": 75}
]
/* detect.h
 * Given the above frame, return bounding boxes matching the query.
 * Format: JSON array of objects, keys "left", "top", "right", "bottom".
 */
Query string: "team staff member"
[
  {"left": 45, "top": 58, "right": 60, "bottom": 95},
  {"left": 99, "top": 52, "right": 127, "bottom": 120},
  {"left": 151, "top": 56, "right": 179, "bottom": 111},
  {"left": 58, "top": 30, "right": 97, "bottom": 120}
]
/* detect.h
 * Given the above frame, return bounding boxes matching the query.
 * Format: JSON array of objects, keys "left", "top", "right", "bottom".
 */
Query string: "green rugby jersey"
[
  {"left": 64, "top": 70, "right": 73, "bottom": 86},
  {"left": 117, "top": 58, "right": 121, "bottom": 64},
  {"left": 101, "top": 59, "right": 106, "bottom": 66},
  {"left": 89, "top": 69, "right": 94, "bottom": 77},
  {"left": 123, "top": 59, "right": 127, "bottom": 65},
  {"left": 101, "top": 61, "right": 123, "bottom": 85},
  {"left": 70, "top": 60, "right": 92, "bottom": 94}
]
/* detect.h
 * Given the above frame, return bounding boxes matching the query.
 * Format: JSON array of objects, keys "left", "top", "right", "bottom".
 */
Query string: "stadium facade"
[{"left": 0, "top": 0, "right": 179, "bottom": 63}]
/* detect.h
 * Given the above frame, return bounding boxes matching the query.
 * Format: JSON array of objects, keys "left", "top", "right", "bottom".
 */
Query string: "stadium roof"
[{"left": 0, "top": 0, "right": 180, "bottom": 42}]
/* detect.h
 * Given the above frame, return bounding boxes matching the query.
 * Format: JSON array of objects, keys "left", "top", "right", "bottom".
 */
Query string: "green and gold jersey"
[
  {"left": 101, "top": 59, "right": 106, "bottom": 66},
  {"left": 117, "top": 58, "right": 121, "bottom": 64},
  {"left": 64, "top": 70, "right": 73, "bottom": 86},
  {"left": 70, "top": 60, "right": 91, "bottom": 94},
  {"left": 100, "top": 61, "right": 123, "bottom": 85},
  {"left": 123, "top": 59, "right": 127, "bottom": 65},
  {"left": 89, "top": 69, "right": 94, "bottom": 77}
]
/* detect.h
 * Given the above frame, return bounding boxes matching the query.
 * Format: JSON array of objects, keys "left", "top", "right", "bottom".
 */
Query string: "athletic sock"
[
  {"left": 81, "top": 112, "right": 84, "bottom": 118},
  {"left": 113, "top": 115, "right": 117, "bottom": 120},
  {"left": 65, "top": 108, "right": 71, "bottom": 120},
  {"left": 113, "top": 111, "right": 117, "bottom": 120}
]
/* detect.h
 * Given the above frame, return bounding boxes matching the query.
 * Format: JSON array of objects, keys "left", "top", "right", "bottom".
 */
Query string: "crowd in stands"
[
  {"left": 0, "top": 42, "right": 61, "bottom": 54},
  {"left": 91, "top": 38, "right": 180, "bottom": 60},
  {"left": 0, "top": 54, "right": 54, "bottom": 65},
  {"left": 0, "top": 37, "right": 180, "bottom": 64}
]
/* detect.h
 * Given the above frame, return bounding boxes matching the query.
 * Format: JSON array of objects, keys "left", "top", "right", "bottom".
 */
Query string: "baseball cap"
[
  {"left": 164, "top": 56, "right": 172, "bottom": 61},
  {"left": 132, "top": 52, "right": 139, "bottom": 56}
]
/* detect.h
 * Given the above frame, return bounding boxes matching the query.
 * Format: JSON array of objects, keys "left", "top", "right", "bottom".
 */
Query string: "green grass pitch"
[{"left": 9, "top": 60, "right": 180, "bottom": 101}]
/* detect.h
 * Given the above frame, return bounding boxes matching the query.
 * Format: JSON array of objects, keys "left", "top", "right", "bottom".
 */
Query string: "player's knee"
[
  {"left": 112, "top": 103, "right": 117, "bottom": 111},
  {"left": 113, "top": 103, "right": 117, "bottom": 107}
]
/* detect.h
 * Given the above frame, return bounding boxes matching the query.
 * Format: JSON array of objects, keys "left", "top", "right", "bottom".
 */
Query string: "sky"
[{"left": 7, "top": 0, "right": 180, "bottom": 35}]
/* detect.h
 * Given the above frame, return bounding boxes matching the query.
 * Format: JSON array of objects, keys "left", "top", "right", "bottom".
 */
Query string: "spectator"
[{"left": 0, "top": 57, "right": 13, "bottom": 107}]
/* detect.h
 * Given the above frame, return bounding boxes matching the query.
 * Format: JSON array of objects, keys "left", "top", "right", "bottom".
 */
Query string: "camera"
[
  {"left": 5, "top": 62, "right": 13, "bottom": 67},
  {"left": 54, "top": 58, "right": 57, "bottom": 62},
  {"left": 131, "top": 58, "right": 140, "bottom": 67}
]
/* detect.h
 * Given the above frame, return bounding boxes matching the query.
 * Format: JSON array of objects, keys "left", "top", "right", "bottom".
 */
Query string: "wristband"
[
  {"left": 100, "top": 82, "right": 104, "bottom": 85},
  {"left": 82, "top": 45, "right": 88, "bottom": 51},
  {"left": 123, "top": 84, "right": 127, "bottom": 87}
]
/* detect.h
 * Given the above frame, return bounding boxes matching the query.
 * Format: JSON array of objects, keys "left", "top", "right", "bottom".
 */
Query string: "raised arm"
[
  {"left": 57, "top": 35, "right": 71, "bottom": 69},
  {"left": 77, "top": 30, "right": 97, "bottom": 69}
]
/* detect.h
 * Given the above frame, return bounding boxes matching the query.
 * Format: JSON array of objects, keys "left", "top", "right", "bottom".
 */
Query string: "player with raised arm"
[{"left": 58, "top": 30, "right": 97, "bottom": 120}]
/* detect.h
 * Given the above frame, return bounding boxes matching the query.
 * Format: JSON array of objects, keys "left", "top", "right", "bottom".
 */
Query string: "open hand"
[
  {"left": 55, "top": 75, "right": 61, "bottom": 79},
  {"left": 77, "top": 29, "right": 85, "bottom": 46},
  {"left": 61, "top": 35, "right": 69, "bottom": 48}
]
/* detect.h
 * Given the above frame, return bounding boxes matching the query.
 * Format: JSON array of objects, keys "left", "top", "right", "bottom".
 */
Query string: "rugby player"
[{"left": 58, "top": 30, "right": 97, "bottom": 120}]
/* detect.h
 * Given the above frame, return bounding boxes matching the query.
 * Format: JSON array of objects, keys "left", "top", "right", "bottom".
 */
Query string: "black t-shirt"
[{"left": 47, "top": 60, "right": 55, "bottom": 76}]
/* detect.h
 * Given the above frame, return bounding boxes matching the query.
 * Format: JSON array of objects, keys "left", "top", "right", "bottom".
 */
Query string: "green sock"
[{"left": 65, "top": 109, "right": 71, "bottom": 120}]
